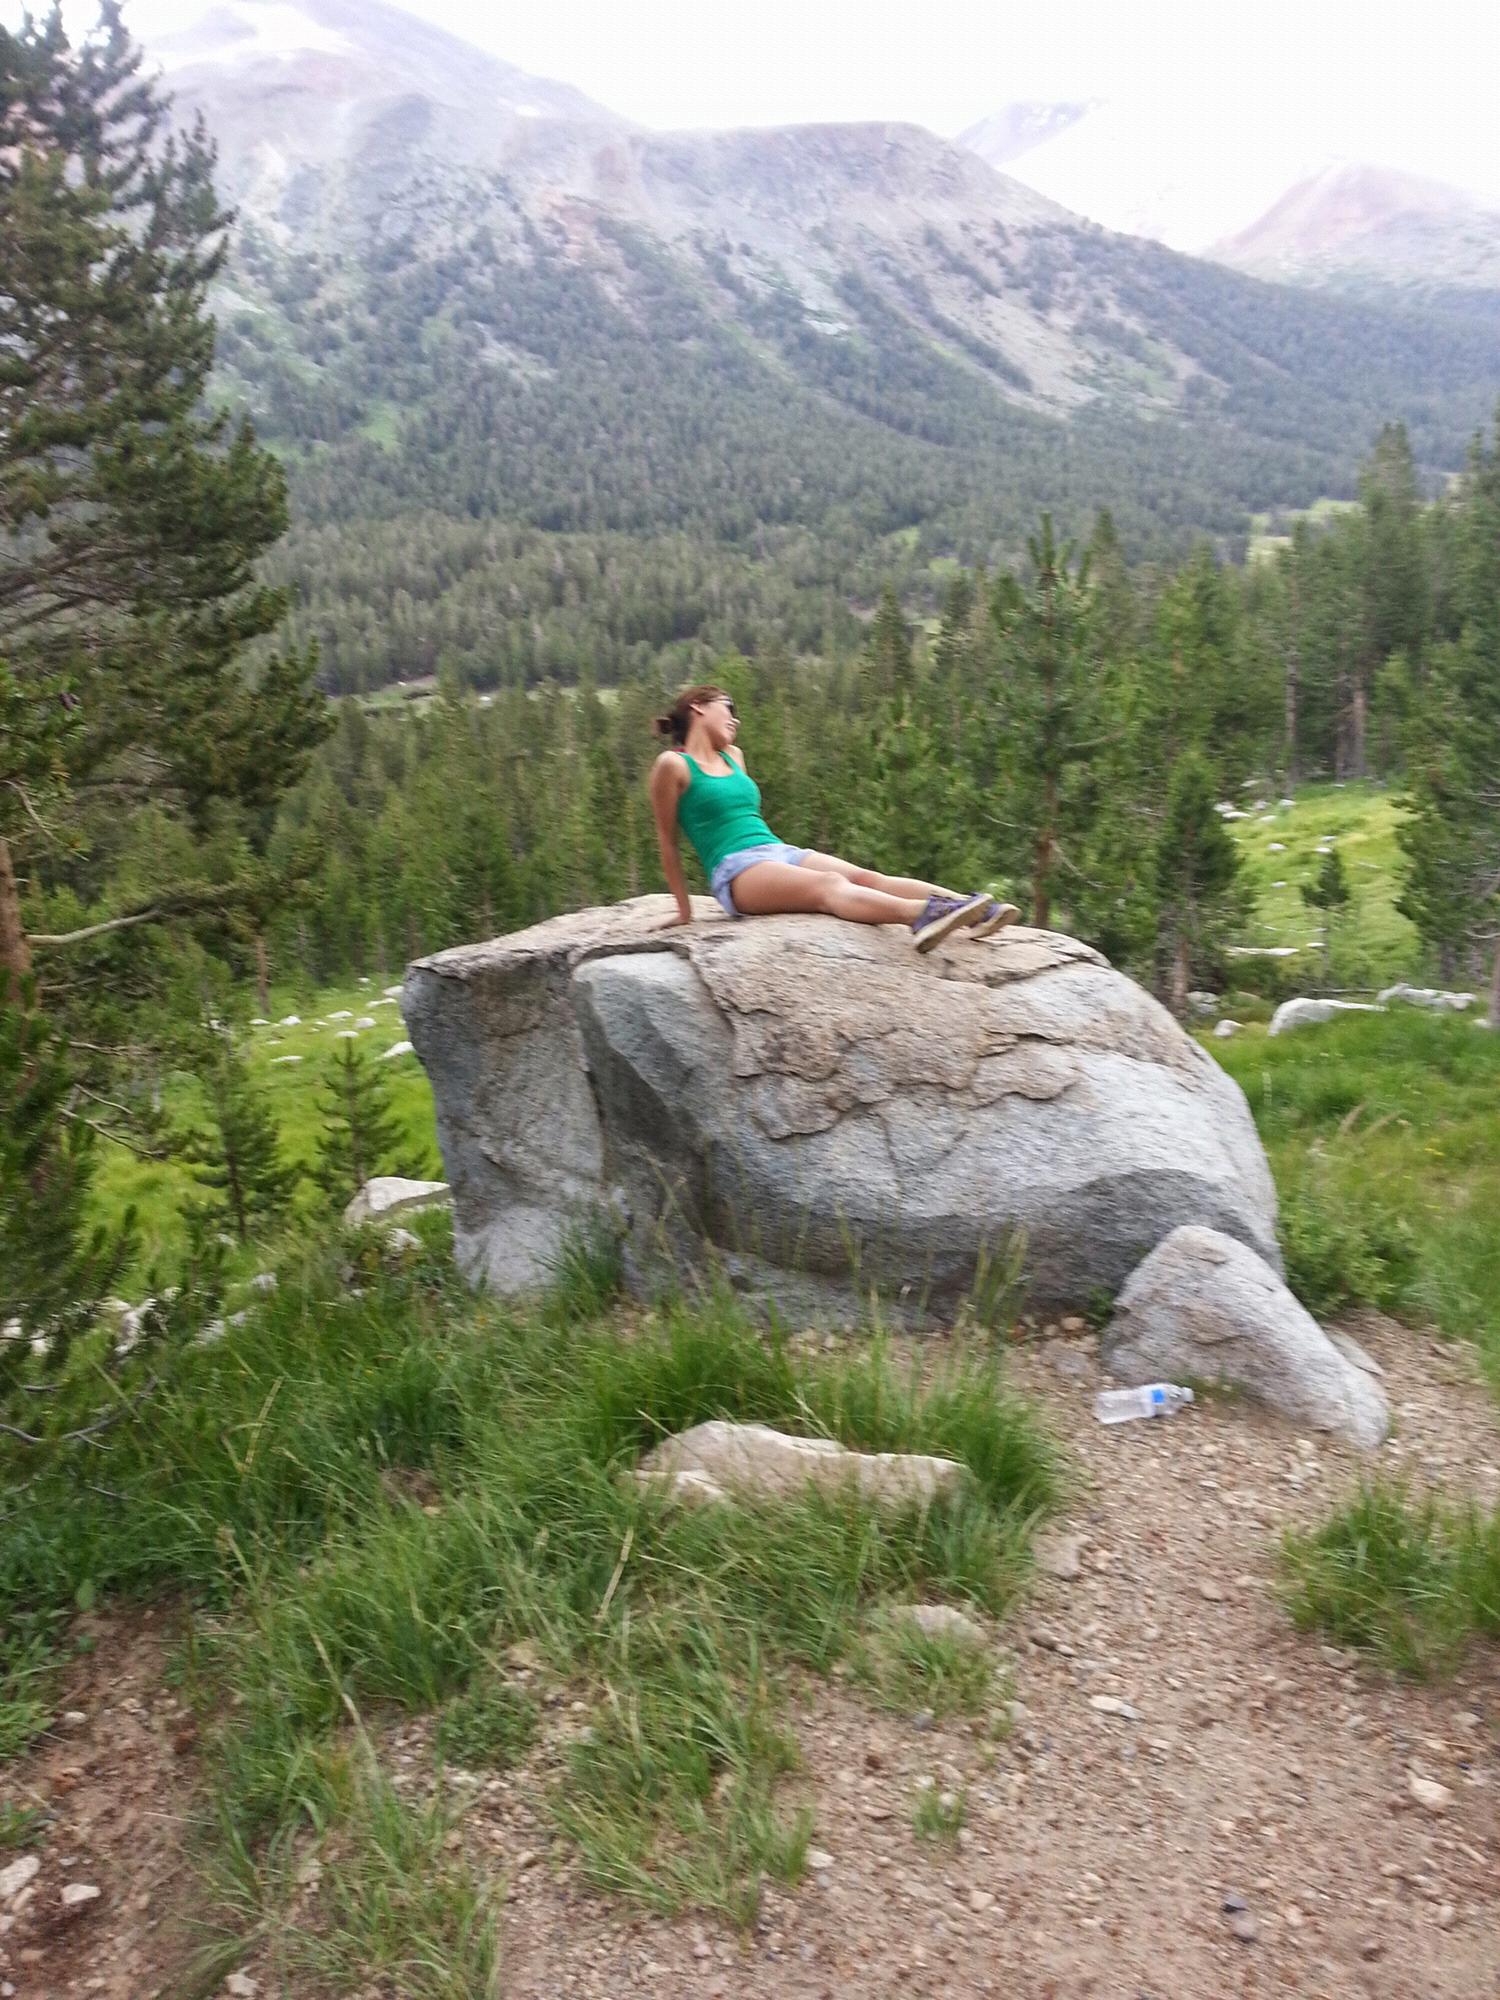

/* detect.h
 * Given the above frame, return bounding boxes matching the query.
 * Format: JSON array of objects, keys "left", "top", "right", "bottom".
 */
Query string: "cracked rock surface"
[{"left": 404, "top": 896, "right": 1279, "bottom": 1322}]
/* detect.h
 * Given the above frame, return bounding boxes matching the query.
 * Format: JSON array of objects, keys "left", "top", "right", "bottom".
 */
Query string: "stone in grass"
[
  {"left": 342, "top": 1177, "right": 450, "bottom": 1229},
  {"left": 1377, "top": 984, "right": 1475, "bottom": 1013},
  {"left": 1213, "top": 1020, "right": 1242, "bottom": 1039},
  {"left": 1102, "top": 1226, "right": 1389, "bottom": 1447},
  {"left": 634, "top": 1421, "right": 967, "bottom": 1510},
  {"left": 884, "top": 1603, "right": 988, "bottom": 1646},
  {"left": 380, "top": 1039, "right": 415, "bottom": 1061},
  {"left": 1268, "top": 998, "right": 1384, "bottom": 1036}
]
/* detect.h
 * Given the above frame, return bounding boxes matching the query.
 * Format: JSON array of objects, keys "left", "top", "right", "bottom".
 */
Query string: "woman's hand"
[{"left": 655, "top": 908, "right": 693, "bottom": 931}]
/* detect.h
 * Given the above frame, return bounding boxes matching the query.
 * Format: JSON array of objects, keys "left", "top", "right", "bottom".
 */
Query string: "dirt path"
[{"left": 4, "top": 1314, "right": 1498, "bottom": 2000}]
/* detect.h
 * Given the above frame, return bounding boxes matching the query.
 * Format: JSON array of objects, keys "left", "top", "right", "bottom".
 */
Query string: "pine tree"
[
  {"left": 315, "top": 1041, "right": 416, "bottom": 1209},
  {"left": 180, "top": 1039, "right": 297, "bottom": 1246},
  {"left": 1302, "top": 848, "right": 1353, "bottom": 978},
  {"left": 0, "top": 5, "right": 327, "bottom": 998},
  {"left": 985, "top": 516, "right": 1102, "bottom": 928},
  {"left": 865, "top": 585, "right": 915, "bottom": 702},
  {"left": 1153, "top": 754, "right": 1245, "bottom": 1017},
  {"left": 1397, "top": 633, "right": 1500, "bottom": 1016},
  {"left": 0, "top": 973, "right": 133, "bottom": 1353}
]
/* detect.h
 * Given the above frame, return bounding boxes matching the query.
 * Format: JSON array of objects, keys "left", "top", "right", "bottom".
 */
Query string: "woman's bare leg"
[
  {"left": 799, "top": 850, "right": 964, "bottom": 902},
  {"left": 730, "top": 859, "right": 923, "bottom": 925}
]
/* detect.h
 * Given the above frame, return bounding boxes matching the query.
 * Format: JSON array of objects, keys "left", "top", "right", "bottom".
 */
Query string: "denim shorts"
[{"left": 709, "top": 843, "right": 811, "bottom": 918}]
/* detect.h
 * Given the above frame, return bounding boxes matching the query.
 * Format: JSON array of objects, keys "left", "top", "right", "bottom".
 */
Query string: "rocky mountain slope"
[
  {"left": 1212, "top": 163, "right": 1500, "bottom": 297},
  {"left": 148, "top": 1, "right": 1500, "bottom": 690}
]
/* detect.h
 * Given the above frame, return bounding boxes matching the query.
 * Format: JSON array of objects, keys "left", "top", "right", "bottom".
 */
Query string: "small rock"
[
  {"left": 61, "top": 1709, "right": 88, "bottom": 1728},
  {"left": 1408, "top": 1773, "right": 1453, "bottom": 1813},
  {"left": 1033, "top": 1529, "right": 1086, "bottom": 1581},
  {"left": 912, "top": 1709, "right": 936, "bottom": 1732},
  {"left": 1199, "top": 1580, "right": 1226, "bottom": 1602},
  {"left": 250, "top": 1272, "right": 277, "bottom": 1294},
  {"left": 61, "top": 1883, "right": 101, "bottom": 1908},
  {"left": 1229, "top": 1910, "right": 1259, "bottom": 1943},
  {"left": 806, "top": 1847, "right": 834, "bottom": 1872},
  {"left": 887, "top": 1603, "right": 987, "bottom": 1646},
  {"left": 1088, "top": 1695, "right": 1140, "bottom": 1720},
  {"left": 1360, "top": 1940, "right": 1384, "bottom": 1962},
  {"left": 969, "top": 1887, "right": 996, "bottom": 1912},
  {"left": 1221, "top": 1891, "right": 1248, "bottom": 1913},
  {"left": 1436, "top": 1903, "right": 1457, "bottom": 1929},
  {"left": 0, "top": 1856, "right": 41, "bottom": 1904},
  {"left": 224, "top": 1976, "right": 258, "bottom": 1999}
]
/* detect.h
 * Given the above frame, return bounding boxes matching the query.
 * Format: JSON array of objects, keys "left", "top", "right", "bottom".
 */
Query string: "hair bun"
[{"left": 652, "top": 714, "right": 675, "bottom": 739}]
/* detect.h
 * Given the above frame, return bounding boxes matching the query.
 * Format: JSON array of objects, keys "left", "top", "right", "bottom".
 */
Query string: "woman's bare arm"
[{"left": 648, "top": 752, "right": 694, "bottom": 926}]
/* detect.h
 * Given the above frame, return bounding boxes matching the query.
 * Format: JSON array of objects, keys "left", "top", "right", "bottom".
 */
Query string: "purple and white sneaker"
[
  {"left": 911, "top": 893, "right": 988, "bottom": 953},
  {"left": 969, "top": 898, "right": 1021, "bottom": 939}
]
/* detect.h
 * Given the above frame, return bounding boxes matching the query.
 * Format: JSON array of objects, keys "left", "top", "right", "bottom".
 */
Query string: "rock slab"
[
  {"left": 342, "top": 1176, "right": 451, "bottom": 1229},
  {"left": 1268, "top": 998, "right": 1385, "bottom": 1036},
  {"left": 634, "top": 1420, "right": 966, "bottom": 1509},
  {"left": 403, "top": 897, "right": 1281, "bottom": 1321},
  {"left": 1102, "top": 1225, "right": 1389, "bottom": 1446}
]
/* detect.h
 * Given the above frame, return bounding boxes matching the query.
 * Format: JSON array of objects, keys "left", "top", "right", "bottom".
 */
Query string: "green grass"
[
  {"left": 433, "top": 1678, "right": 538, "bottom": 1772},
  {"left": 854, "top": 1611, "right": 997, "bottom": 1719},
  {"left": 1222, "top": 780, "right": 1419, "bottom": 987},
  {"left": 89, "top": 980, "right": 440, "bottom": 1287},
  {"left": 1281, "top": 1482, "right": 1500, "bottom": 1675},
  {"left": 1210, "top": 1007, "right": 1500, "bottom": 1373},
  {"left": 911, "top": 1781, "right": 967, "bottom": 1844},
  {"left": 1, "top": 1231, "right": 1057, "bottom": 1965}
]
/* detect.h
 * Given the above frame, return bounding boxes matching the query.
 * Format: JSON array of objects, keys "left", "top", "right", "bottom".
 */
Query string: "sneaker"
[
  {"left": 911, "top": 892, "right": 988, "bottom": 953},
  {"left": 968, "top": 898, "right": 1021, "bottom": 939}
]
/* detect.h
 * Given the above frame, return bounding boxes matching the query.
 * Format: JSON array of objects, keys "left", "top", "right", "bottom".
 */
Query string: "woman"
[{"left": 648, "top": 683, "right": 1018, "bottom": 950}]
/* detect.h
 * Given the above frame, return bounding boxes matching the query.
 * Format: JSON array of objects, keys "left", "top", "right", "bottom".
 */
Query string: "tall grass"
[
  {"left": 1281, "top": 1482, "right": 1500, "bottom": 1675},
  {"left": 1, "top": 1221, "right": 1057, "bottom": 1968},
  {"left": 1211, "top": 1008, "right": 1500, "bottom": 1374}
]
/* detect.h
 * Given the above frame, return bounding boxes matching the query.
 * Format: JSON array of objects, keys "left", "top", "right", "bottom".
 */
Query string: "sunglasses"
[{"left": 700, "top": 696, "right": 738, "bottom": 719}]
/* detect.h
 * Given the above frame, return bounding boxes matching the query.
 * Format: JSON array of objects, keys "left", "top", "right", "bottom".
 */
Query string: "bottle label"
[{"left": 1149, "top": 1387, "right": 1165, "bottom": 1406}]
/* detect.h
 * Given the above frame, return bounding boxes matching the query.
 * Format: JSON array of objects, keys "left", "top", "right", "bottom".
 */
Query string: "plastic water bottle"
[{"left": 1092, "top": 1383, "right": 1195, "bottom": 1425}]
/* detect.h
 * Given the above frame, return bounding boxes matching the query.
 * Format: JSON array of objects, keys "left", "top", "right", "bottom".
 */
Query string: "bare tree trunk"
[
  {"left": 1283, "top": 639, "right": 1299, "bottom": 788},
  {"left": 1350, "top": 678, "right": 1368, "bottom": 780},
  {"left": 1489, "top": 932, "right": 1500, "bottom": 1032},
  {"left": 1032, "top": 773, "right": 1057, "bottom": 929},
  {"left": 0, "top": 835, "right": 32, "bottom": 986},
  {"left": 1169, "top": 931, "right": 1191, "bottom": 1020},
  {"left": 254, "top": 932, "right": 271, "bottom": 1017}
]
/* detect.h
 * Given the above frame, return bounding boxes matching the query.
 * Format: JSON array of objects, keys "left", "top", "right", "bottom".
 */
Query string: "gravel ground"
[{"left": 4, "top": 1312, "right": 1498, "bottom": 2000}]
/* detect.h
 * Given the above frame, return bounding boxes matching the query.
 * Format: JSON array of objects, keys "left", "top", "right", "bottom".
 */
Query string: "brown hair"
[{"left": 652, "top": 684, "right": 730, "bottom": 747}]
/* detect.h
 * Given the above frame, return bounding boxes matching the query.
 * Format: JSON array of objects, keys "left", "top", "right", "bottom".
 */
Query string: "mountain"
[
  {"left": 148, "top": 2, "right": 1500, "bottom": 694},
  {"left": 956, "top": 101, "right": 1096, "bottom": 169},
  {"left": 955, "top": 97, "right": 1313, "bottom": 253},
  {"left": 1212, "top": 163, "right": 1500, "bottom": 297}
]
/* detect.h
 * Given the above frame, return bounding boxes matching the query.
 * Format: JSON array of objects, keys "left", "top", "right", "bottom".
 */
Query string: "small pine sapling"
[{"left": 314, "top": 1040, "right": 419, "bottom": 1209}]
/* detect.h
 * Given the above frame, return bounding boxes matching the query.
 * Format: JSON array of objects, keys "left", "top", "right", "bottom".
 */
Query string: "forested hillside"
[{"left": 146, "top": 1, "right": 1500, "bottom": 694}]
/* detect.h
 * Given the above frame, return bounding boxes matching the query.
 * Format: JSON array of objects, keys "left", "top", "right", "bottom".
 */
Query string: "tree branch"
[{"left": 30, "top": 906, "right": 163, "bottom": 946}]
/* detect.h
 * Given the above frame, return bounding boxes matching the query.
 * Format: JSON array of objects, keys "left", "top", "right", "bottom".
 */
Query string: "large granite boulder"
[{"left": 403, "top": 896, "right": 1280, "bottom": 1323}]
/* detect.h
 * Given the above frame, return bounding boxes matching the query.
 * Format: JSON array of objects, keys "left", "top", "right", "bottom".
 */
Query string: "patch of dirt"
[
  {"left": 451, "top": 1316, "right": 1500, "bottom": 2000},
  {"left": 0, "top": 1607, "right": 208, "bottom": 2000},
  {"left": 4, "top": 1313, "right": 1498, "bottom": 2000}
]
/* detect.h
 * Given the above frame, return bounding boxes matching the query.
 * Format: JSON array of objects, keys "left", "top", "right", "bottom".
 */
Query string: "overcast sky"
[{"left": 61, "top": 0, "right": 1500, "bottom": 207}]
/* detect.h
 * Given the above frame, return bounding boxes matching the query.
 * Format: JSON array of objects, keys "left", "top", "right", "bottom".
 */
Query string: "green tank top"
[{"left": 675, "top": 751, "right": 779, "bottom": 878}]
